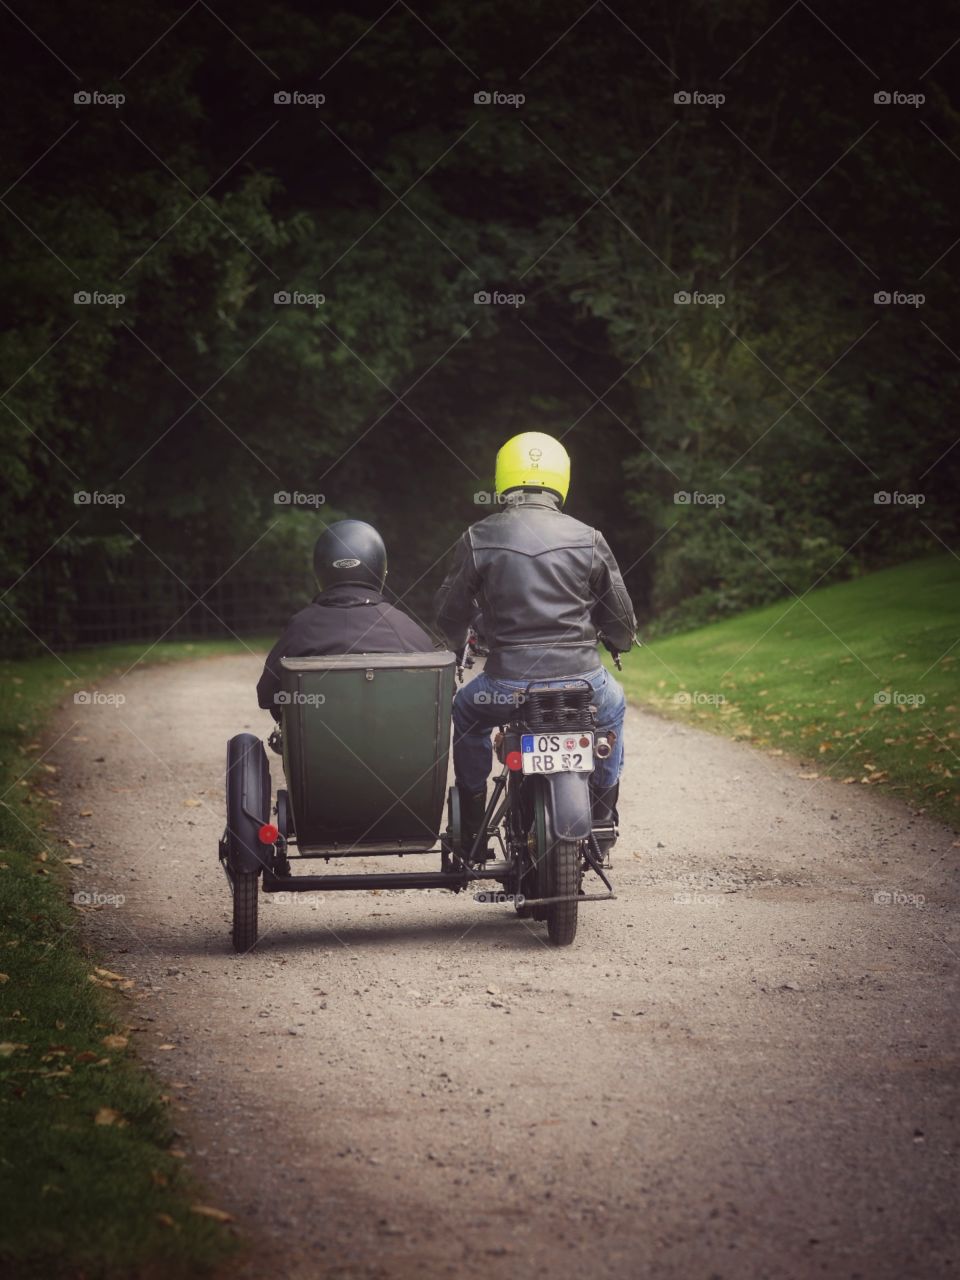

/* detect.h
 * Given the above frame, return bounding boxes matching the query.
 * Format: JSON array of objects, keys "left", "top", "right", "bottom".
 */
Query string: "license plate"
[{"left": 520, "top": 732, "right": 594, "bottom": 775}]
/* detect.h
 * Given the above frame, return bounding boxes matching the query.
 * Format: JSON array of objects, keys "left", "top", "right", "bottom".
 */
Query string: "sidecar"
[{"left": 219, "top": 650, "right": 500, "bottom": 951}]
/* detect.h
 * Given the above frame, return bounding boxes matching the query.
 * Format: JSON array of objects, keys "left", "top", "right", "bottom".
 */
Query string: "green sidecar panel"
[{"left": 280, "top": 651, "right": 456, "bottom": 852}]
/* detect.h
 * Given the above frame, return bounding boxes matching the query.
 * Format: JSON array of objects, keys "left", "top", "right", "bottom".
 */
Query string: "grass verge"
[
  {"left": 0, "top": 638, "right": 270, "bottom": 1279},
  {"left": 616, "top": 555, "right": 960, "bottom": 827}
]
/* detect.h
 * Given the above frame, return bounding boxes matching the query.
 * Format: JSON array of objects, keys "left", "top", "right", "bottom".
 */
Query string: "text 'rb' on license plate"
[{"left": 520, "top": 732, "right": 594, "bottom": 774}]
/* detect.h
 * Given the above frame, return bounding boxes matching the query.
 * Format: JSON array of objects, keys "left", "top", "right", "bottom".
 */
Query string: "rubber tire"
[
  {"left": 545, "top": 838, "right": 579, "bottom": 946},
  {"left": 446, "top": 785, "right": 461, "bottom": 855},
  {"left": 232, "top": 870, "right": 259, "bottom": 952},
  {"left": 224, "top": 733, "right": 269, "bottom": 953},
  {"left": 533, "top": 783, "right": 580, "bottom": 946}
]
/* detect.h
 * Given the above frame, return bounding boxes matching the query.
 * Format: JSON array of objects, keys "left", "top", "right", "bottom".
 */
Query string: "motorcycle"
[
  {"left": 218, "top": 651, "right": 616, "bottom": 952},
  {"left": 447, "top": 675, "right": 617, "bottom": 946}
]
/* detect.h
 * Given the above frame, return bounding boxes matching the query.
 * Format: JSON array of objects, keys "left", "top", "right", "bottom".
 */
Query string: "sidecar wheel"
[{"left": 232, "top": 871, "right": 259, "bottom": 952}]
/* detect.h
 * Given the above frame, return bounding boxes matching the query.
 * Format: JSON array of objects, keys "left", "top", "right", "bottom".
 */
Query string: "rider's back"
[{"left": 436, "top": 490, "right": 635, "bottom": 680}]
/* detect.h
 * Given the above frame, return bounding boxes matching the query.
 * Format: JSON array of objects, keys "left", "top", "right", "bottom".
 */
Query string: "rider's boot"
[
  {"left": 590, "top": 781, "right": 620, "bottom": 863},
  {"left": 458, "top": 785, "right": 487, "bottom": 861}
]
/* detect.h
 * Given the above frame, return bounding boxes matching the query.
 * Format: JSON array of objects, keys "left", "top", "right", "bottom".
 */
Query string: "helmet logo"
[
  {"left": 333, "top": 558, "right": 361, "bottom": 568},
  {"left": 528, "top": 447, "right": 542, "bottom": 468}
]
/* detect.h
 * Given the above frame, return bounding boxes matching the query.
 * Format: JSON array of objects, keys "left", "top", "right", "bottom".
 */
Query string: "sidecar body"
[{"left": 219, "top": 649, "right": 495, "bottom": 949}]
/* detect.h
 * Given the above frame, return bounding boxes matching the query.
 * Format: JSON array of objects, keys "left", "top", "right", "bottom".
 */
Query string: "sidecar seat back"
[{"left": 279, "top": 651, "right": 456, "bottom": 853}]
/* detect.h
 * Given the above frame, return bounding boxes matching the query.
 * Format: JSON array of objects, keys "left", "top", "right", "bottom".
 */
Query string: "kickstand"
[{"left": 584, "top": 834, "right": 615, "bottom": 894}]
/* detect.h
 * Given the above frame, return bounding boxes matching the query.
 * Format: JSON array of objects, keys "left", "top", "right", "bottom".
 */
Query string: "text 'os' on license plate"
[{"left": 520, "top": 732, "right": 594, "bottom": 774}]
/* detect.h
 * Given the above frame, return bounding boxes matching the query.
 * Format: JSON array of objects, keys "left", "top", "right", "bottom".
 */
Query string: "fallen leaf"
[
  {"left": 0, "top": 1042, "right": 28, "bottom": 1056},
  {"left": 94, "top": 1107, "right": 123, "bottom": 1126},
  {"left": 190, "top": 1204, "right": 233, "bottom": 1223},
  {"left": 155, "top": 1212, "right": 176, "bottom": 1228},
  {"left": 183, "top": 798, "right": 202, "bottom": 808},
  {"left": 79, "top": 810, "right": 93, "bottom": 818},
  {"left": 101, "top": 1034, "right": 128, "bottom": 1050}
]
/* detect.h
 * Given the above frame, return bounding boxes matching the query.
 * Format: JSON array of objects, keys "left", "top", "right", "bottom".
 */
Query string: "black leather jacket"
[
  {"left": 434, "top": 492, "right": 637, "bottom": 680},
  {"left": 257, "top": 585, "right": 435, "bottom": 717}
]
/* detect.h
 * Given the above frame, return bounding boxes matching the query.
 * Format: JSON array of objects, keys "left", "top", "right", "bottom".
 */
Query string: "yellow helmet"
[{"left": 494, "top": 431, "right": 570, "bottom": 502}]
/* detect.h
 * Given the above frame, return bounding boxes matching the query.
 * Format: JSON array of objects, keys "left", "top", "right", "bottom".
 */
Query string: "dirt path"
[{"left": 50, "top": 653, "right": 959, "bottom": 1279}]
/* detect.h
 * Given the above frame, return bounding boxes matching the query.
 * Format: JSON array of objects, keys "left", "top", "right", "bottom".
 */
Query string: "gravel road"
[{"left": 49, "top": 653, "right": 959, "bottom": 1279}]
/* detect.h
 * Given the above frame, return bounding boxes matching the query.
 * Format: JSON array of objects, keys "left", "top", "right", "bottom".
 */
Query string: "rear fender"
[
  {"left": 540, "top": 771, "right": 592, "bottom": 843},
  {"left": 225, "top": 733, "right": 272, "bottom": 874}
]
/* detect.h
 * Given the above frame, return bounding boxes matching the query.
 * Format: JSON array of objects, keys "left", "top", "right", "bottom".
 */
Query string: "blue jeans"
[{"left": 452, "top": 666, "right": 626, "bottom": 794}]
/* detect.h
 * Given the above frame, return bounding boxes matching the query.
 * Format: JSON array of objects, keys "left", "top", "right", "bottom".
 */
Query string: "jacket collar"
[
  {"left": 313, "top": 583, "right": 383, "bottom": 606},
  {"left": 502, "top": 489, "right": 562, "bottom": 511}
]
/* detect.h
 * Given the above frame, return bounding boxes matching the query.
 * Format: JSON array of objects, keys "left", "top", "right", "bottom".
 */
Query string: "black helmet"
[{"left": 313, "top": 520, "right": 387, "bottom": 593}]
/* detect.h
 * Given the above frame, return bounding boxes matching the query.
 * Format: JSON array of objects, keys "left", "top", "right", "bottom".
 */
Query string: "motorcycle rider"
[
  {"left": 257, "top": 519, "right": 434, "bottom": 717},
  {"left": 434, "top": 431, "right": 636, "bottom": 855}
]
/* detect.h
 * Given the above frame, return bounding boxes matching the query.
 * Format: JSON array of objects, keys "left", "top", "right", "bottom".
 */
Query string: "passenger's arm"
[
  {"left": 589, "top": 532, "right": 637, "bottom": 652},
  {"left": 256, "top": 632, "right": 290, "bottom": 720}
]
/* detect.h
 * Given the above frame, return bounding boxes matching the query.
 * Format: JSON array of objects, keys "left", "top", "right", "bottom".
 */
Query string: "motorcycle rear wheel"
[{"left": 533, "top": 783, "right": 579, "bottom": 946}]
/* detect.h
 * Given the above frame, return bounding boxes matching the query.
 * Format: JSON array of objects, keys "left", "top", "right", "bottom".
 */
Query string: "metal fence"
[{"left": 7, "top": 567, "right": 312, "bottom": 654}]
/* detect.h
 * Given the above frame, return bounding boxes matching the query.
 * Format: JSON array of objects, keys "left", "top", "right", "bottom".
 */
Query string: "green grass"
[
  {"left": 0, "top": 637, "right": 270, "bottom": 1279},
  {"left": 616, "top": 556, "right": 960, "bottom": 827}
]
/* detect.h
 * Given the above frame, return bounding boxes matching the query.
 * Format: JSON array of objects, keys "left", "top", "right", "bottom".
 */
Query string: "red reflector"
[
  {"left": 579, "top": 736, "right": 591, "bottom": 748},
  {"left": 506, "top": 750, "right": 523, "bottom": 772},
  {"left": 258, "top": 823, "right": 279, "bottom": 844}
]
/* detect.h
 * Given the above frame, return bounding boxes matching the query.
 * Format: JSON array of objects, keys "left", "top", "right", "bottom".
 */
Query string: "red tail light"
[
  {"left": 258, "top": 823, "right": 279, "bottom": 844},
  {"left": 505, "top": 750, "right": 523, "bottom": 771}
]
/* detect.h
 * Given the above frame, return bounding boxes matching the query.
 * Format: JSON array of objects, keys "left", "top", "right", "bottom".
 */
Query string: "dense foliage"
[{"left": 1, "top": 0, "right": 957, "bottom": 650}]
